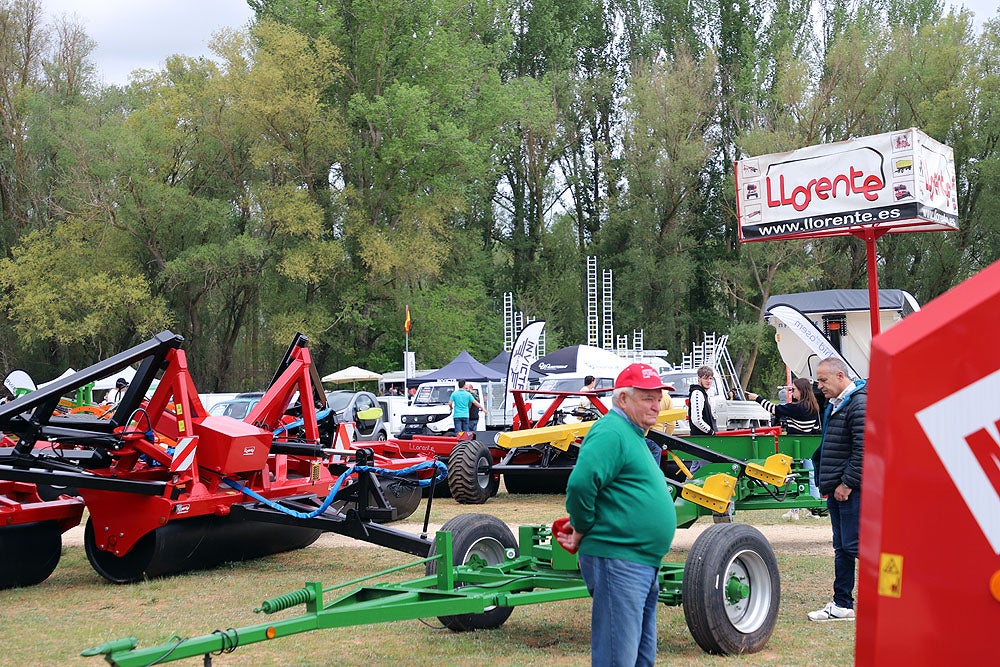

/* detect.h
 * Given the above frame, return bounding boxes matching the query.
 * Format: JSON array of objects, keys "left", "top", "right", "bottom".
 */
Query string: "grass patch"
[{"left": 2, "top": 492, "right": 853, "bottom": 665}]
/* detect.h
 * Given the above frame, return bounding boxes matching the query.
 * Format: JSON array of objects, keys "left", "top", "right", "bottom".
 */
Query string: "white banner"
[
  {"left": 767, "top": 305, "right": 860, "bottom": 379},
  {"left": 736, "top": 128, "right": 958, "bottom": 241},
  {"left": 403, "top": 351, "right": 415, "bottom": 381},
  {"left": 507, "top": 320, "right": 545, "bottom": 393}
]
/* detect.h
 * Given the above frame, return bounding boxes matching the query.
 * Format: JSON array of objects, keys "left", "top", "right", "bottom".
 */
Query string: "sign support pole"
[{"left": 851, "top": 227, "right": 889, "bottom": 338}]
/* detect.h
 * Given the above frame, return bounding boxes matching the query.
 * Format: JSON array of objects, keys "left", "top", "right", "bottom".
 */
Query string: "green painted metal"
[
  {"left": 671, "top": 434, "right": 825, "bottom": 527},
  {"left": 85, "top": 525, "right": 689, "bottom": 667},
  {"left": 725, "top": 574, "right": 750, "bottom": 605}
]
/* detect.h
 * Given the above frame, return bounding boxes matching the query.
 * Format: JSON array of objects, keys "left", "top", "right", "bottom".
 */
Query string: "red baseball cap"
[{"left": 614, "top": 363, "right": 672, "bottom": 390}]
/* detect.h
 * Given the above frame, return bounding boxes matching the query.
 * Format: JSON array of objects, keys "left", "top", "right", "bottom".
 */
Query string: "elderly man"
[
  {"left": 558, "top": 363, "right": 675, "bottom": 666},
  {"left": 807, "top": 357, "right": 867, "bottom": 622}
]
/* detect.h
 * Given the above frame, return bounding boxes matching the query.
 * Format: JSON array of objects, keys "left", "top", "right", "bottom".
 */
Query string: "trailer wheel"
[
  {"left": 425, "top": 513, "right": 518, "bottom": 632},
  {"left": 448, "top": 440, "right": 499, "bottom": 504},
  {"left": 682, "top": 523, "right": 780, "bottom": 655},
  {"left": 0, "top": 521, "right": 62, "bottom": 589}
]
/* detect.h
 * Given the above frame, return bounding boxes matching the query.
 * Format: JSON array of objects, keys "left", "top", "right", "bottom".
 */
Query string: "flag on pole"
[{"left": 404, "top": 305, "right": 411, "bottom": 334}]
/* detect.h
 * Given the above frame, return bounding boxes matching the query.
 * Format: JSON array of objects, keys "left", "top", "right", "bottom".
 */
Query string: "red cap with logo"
[{"left": 614, "top": 363, "right": 671, "bottom": 390}]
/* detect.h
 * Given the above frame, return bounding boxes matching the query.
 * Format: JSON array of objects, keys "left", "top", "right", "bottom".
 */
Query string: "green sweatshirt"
[{"left": 565, "top": 409, "right": 676, "bottom": 568}]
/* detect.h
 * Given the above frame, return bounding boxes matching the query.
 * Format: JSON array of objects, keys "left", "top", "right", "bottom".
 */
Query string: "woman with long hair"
[
  {"left": 747, "top": 377, "right": 823, "bottom": 520},
  {"left": 747, "top": 377, "right": 821, "bottom": 435}
]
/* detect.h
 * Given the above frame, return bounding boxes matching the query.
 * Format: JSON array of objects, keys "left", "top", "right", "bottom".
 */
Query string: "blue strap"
[{"left": 222, "top": 459, "right": 447, "bottom": 520}]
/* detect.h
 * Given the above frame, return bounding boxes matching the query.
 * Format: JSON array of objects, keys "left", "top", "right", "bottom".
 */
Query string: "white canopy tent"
[{"left": 321, "top": 366, "right": 382, "bottom": 385}]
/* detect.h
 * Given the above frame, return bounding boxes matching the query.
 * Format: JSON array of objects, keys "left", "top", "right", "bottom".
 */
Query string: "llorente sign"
[{"left": 735, "top": 128, "right": 958, "bottom": 241}]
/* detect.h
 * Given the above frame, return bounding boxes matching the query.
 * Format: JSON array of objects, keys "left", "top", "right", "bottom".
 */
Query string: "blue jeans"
[
  {"left": 453, "top": 417, "right": 470, "bottom": 434},
  {"left": 644, "top": 438, "right": 662, "bottom": 465},
  {"left": 579, "top": 554, "right": 659, "bottom": 666},
  {"left": 828, "top": 487, "right": 861, "bottom": 609}
]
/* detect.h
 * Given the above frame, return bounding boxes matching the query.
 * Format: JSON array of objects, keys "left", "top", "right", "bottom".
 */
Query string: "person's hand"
[
  {"left": 746, "top": 392, "right": 758, "bottom": 401},
  {"left": 834, "top": 483, "right": 852, "bottom": 502},
  {"left": 552, "top": 517, "right": 581, "bottom": 554}
]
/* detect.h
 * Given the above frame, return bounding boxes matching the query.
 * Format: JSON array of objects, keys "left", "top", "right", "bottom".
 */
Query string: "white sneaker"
[
  {"left": 807, "top": 601, "right": 855, "bottom": 622},
  {"left": 782, "top": 509, "right": 800, "bottom": 520}
]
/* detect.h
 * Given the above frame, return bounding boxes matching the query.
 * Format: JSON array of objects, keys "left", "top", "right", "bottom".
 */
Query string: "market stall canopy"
[
  {"left": 322, "top": 366, "right": 383, "bottom": 384},
  {"left": 530, "top": 345, "right": 629, "bottom": 377},
  {"left": 413, "top": 350, "right": 503, "bottom": 383}
]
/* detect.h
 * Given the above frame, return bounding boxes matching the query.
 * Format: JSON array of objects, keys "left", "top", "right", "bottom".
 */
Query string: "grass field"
[{"left": 1, "top": 492, "right": 856, "bottom": 666}]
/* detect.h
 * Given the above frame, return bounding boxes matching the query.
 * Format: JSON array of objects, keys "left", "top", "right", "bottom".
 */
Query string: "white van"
[
  {"left": 398, "top": 381, "right": 486, "bottom": 436},
  {"left": 377, "top": 394, "right": 409, "bottom": 437}
]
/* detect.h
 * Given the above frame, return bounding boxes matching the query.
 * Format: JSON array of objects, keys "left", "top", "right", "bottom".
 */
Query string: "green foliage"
[{"left": 0, "top": 222, "right": 173, "bottom": 360}]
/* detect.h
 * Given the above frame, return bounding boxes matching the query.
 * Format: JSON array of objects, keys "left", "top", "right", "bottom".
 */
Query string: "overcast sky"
[
  {"left": 42, "top": 0, "right": 999, "bottom": 87},
  {"left": 44, "top": 0, "right": 255, "bottom": 86}
]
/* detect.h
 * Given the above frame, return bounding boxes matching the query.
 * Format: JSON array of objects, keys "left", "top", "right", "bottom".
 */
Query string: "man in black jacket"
[{"left": 808, "top": 357, "right": 867, "bottom": 622}]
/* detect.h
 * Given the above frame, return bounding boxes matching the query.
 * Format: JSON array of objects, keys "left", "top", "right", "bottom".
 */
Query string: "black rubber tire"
[
  {"left": 502, "top": 469, "right": 570, "bottom": 494},
  {"left": 35, "top": 484, "right": 79, "bottom": 501},
  {"left": 0, "top": 521, "right": 62, "bottom": 589},
  {"left": 425, "top": 513, "right": 518, "bottom": 631},
  {"left": 423, "top": 479, "right": 453, "bottom": 498},
  {"left": 682, "top": 523, "right": 780, "bottom": 655},
  {"left": 448, "top": 440, "right": 498, "bottom": 504}
]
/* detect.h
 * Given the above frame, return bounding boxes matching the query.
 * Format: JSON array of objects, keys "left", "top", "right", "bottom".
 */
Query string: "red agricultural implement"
[{"left": 0, "top": 331, "right": 445, "bottom": 588}]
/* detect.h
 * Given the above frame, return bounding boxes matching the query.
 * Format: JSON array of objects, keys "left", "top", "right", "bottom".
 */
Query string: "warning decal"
[{"left": 878, "top": 553, "right": 903, "bottom": 598}]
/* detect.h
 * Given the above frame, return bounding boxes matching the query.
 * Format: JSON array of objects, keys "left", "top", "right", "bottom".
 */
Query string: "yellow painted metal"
[
  {"left": 496, "top": 421, "right": 594, "bottom": 451},
  {"left": 744, "top": 453, "right": 793, "bottom": 486},
  {"left": 681, "top": 473, "right": 737, "bottom": 513},
  {"left": 653, "top": 407, "right": 687, "bottom": 429},
  {"left": 495, "top": 407, "right": 687, "bottom": 452},
  {"left": 666, "top": 449, "right": 694, "bottom": 480}
]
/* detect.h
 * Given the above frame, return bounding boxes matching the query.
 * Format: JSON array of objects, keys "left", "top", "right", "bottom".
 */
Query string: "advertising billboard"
[{"left": 735, "top": 128, "right": 958, "bottom": 242}]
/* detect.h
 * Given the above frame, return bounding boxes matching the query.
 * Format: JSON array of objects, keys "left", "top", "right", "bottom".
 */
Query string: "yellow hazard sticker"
[
  {"left": 175, "top": 403, "right": 183, "bottom": 416},
  {"left": 878, "top": 553, "right": 903, "bottom": 597}
]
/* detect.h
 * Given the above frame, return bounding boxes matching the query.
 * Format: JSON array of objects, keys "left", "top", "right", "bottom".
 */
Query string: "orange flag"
[{"left": 404, "top": 306, "right": 411, "bottom": 334}]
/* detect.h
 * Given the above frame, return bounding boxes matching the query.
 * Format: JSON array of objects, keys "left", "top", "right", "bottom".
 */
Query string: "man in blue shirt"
[{"left": 449, "top": 380, "right": 484, "bottom": 435}]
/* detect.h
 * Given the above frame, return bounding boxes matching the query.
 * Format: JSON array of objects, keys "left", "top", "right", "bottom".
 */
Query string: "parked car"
[
  {"left": 377, "top": 394, "right": 409, "bottom": 437},
  {"left": 208, "top": 392, "right": 264, "bottom": 420},
  {"left": 325, "top": 390, "right": 392, "bottom": 441}
]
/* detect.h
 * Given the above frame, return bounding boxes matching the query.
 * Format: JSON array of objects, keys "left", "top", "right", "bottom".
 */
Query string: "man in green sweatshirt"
[{"left": 560, "top": 363, "right": 676, "bottom": 666}]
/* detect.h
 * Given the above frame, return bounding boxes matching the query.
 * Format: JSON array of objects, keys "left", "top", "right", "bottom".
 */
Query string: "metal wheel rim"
[
  {"left": 721, "top": 548, "right": 771, "bottom": 633},
  {"left": 476, "top": 454, "right": 492, "bottom": 490},
  {"left": 459, "top": 534, "right": 508, "bottom": 612},
  {"left": 460, "top": 536, "right": 507, "bottom": 566}
]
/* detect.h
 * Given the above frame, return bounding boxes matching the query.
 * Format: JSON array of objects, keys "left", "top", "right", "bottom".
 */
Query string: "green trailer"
[{"left": 84, "top": 514, "right": 781, "bottom": 666}]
